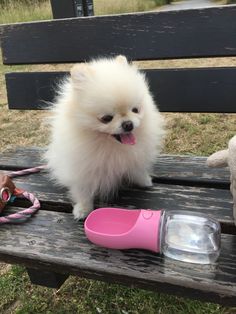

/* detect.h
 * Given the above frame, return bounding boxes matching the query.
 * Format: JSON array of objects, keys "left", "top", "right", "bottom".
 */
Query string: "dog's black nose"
[{"left": 122, "top": 121, "right": 134, "bottom": 132}]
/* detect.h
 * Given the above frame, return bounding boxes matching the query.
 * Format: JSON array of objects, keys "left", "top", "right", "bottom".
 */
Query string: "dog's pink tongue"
[{"left": 120, "top": 133, "right": 136, "bottom": 145}]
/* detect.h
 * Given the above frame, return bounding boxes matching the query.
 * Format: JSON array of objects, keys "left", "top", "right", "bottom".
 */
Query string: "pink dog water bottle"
[{"left": 84, "top": 208, "right": 221, "bottom": 264}]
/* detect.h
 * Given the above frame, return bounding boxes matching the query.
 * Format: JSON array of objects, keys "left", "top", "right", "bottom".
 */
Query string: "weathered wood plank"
[
  {"left": 0, "top": 148, "right": 230, "bottom": 186},
  {"left": 0, "top": 147, "right": 44, "bottom": 170},
  {"left": 0, "top": 148, "right": 234, "bottom": 227},
  {"left": 5, "top": 68, "right": 236, "bottom": 112},
  {"left": 0, "top": 208, "right": 235, "bottom": 305},
  {"left": 1, "top": 169, "right": 234, "bottom": 227},
  {"left": 153, "top": 155, "right": 230, "bottom": 187},
  {"left": 1, "top": 6, "right": 236, "bottom": 64}
]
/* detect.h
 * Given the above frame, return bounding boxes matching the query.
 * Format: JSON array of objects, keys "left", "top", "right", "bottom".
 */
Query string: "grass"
[
  {"left": 0, "top": 0, "right": 236, "bottom": 313},
  {"left": 94, "top": 0, "right": 157, "bottom": 15},
  {"left": 164, "top": 112, "right": 236, "bottom": 155},
  {"left": 0, "top": 265, "right": 233, "bottom": 314},
  {"left": 94, "top": 0, "right": 170, "bottom": 15},
  {"left": 0, "top": 0, "right": 170, "bottom": 23},
  {"left": 0, "top": 56, "right": 50, "bottom": 151},
  {"left": 0, "top": 1, "right": 52, "bottom": 24}
]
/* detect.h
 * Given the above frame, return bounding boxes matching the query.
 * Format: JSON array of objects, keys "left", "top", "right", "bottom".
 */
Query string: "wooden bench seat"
[
  {"left": 1, "top": 4, "right": 236, "bottom": 307},
  {"left": 0, "top": 148, "right": 235, "bottom": 306}
]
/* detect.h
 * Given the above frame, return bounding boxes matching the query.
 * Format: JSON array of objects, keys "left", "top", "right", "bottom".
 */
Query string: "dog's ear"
[
  {"left": 70, "top": 63, "right": 92, "bottom": 84},
  {"left": 116, "top": 55, "right": 128, "bottom": 65}
]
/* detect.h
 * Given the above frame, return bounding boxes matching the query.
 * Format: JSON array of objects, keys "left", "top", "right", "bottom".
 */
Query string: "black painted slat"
[
  {"left": 6, "top": 72, "right": 68, "bottom": 109},
  {"left": 27, "top": 268, "right": 69, "bottom": 288},
  {"left": 1, "top": 6, "right": 236, "bottom": 64},
  {"left": 50, "top": 0, "right": 84, "bottom": 18},
  {"left": 5, "top": 68, "right": 236, "bottom": 112},
  {"left": 5, "top": 72, "right": 65, "bottom": 110},
  {"left": 0, "top": 209, "right": 235, "bottom": 305}
]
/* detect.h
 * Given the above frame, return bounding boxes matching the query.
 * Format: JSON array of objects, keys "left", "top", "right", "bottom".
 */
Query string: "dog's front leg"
[
  {"left": 70, "top": 187, "right": 94, "bottom": 220},
  {"left": 131, "top": 169, "right": 153, "bottom": 188}
]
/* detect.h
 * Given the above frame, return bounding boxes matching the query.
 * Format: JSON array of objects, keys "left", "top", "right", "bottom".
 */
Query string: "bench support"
[{"left": 26, "top": 268, "right": 69, "bottom": 289}]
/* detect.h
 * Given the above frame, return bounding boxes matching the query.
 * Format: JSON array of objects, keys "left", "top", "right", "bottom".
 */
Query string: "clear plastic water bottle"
[{"left": 159, "top": 210, "right": 221, "bottom": 264}]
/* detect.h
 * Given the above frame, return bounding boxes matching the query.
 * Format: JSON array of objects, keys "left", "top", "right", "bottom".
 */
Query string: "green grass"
[{"left": 0, "top": 265, "right": 233, "bottom": 314}]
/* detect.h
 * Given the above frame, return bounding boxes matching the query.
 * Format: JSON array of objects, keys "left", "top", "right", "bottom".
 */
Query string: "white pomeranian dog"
[{"left": 45, "top": 55, "right": 165, "bottom": 220}]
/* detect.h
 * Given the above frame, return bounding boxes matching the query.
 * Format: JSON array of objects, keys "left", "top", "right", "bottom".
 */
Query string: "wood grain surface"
[
  {"left": 0, "top": 208, "right": 235, "bottom": 305},
  {"left": 0, "top": 148, "right": 230, "bottom": 186},
  {"left": 0, "top": 148, "right": 234, "bottom": 229},
  {"left": 0, "top": 150, "right": 235, "bottom": 303},
  {"left": 5, "top": 68, "right": 236, "bottom": 112},
  {"left": 1, "top": 6, "right": 236, "bottom": 64}
]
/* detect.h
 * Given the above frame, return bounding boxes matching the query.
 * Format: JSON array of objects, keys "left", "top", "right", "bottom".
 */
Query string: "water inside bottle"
[{"left": 160, "top": 211, "right": 221, "bottom": 264}]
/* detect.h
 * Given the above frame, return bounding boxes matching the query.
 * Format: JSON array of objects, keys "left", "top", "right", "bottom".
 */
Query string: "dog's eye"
[
  {"left": 100, "top": 115, "right": 113, "bottom": 123},
  {"left": 132, "top": 107, "right": 139, "bottom": 113}
]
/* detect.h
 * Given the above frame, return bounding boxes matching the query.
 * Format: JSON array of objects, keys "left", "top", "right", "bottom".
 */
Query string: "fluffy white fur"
[{"left": 45, "top": 56, "right": 165, "bottom": 220}]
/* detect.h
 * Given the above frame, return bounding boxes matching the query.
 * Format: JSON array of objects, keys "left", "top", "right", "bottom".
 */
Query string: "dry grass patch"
[
  {"left": 0, "top": 103, "right": 49, "bottom": 152},
  {"left": 164, "top": 113, "right": 236, "bottom": 155},
  {"left": 136, "top": 57, "right": 236, "bottom": 69},
  {"left": 0, "top": 1, "right": 52, "bottom": 24},
  {"left": 0, "top": 0, "right": 171, "bottom": 23},
  {"left": 0, "top": 263, "right": 12, "bottom": 275},
  {"left": 94, "top": 0, "right": 163, "bottom": 15}
]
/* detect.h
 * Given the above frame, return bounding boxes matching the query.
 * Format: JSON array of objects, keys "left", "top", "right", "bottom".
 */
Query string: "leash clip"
[{"left": 0, "top": 187, "right": 12, "bottom": 203}]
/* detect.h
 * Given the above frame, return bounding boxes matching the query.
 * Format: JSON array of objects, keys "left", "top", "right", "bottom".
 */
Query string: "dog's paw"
[
  {"left": 73, "top": 203, "right": 91, "bottom": 221},
  {"left": 134, "top": 174, "right": 153, "bottom": 187},
  {"left": 141, "top": 175, "right": 153, "bottom": 187}
]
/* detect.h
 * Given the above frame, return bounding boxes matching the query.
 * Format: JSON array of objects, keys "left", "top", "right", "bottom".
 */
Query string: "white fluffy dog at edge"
[{"left": 45, "top": 55, "right": 165, "bottom": 220}]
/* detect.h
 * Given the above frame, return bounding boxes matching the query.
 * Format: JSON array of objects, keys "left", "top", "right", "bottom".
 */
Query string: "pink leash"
[{"left": 0, "top": 165, "right": 46, "bottom": 224}]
